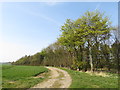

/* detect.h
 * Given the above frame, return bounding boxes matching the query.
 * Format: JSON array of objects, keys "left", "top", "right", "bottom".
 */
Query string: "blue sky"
[{"left": 0, "top": 2, "right": 118, "bottom": 62}]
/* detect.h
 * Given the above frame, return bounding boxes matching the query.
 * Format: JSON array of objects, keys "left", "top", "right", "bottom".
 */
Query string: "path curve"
[{"left": 32, "top": 67, "right": 72, "bottom": 88}]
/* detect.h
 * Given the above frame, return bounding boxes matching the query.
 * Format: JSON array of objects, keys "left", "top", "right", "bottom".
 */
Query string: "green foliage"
[
  {"left": 58, "top": 10, "right": 112, "bottom": 71},
  {"left": 13, "top": 10, "right": 118, "bottom": 73}
]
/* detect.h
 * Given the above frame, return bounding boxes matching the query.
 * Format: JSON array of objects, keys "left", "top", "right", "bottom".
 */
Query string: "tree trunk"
[{"left": 88, "top": 41, "right": 94, "bottom": 72}]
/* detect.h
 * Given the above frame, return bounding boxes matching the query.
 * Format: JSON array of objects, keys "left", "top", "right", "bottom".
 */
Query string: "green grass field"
[
  {"left": 2, "top": 65, "right": 48, "bottom": 88},
  {"left": 0, "top": 64, "right": 2, "bottom": 89},
  {"left": 61, "top": 68, "right": 118, "bottom": 88},
  {"left": 2, "top": 65, "right": 119, "bottom": 88}
]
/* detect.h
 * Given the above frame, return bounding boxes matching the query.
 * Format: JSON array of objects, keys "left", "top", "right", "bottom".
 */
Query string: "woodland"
[{"left": 12, "top": 10, "right": 120, "bottom": 73}]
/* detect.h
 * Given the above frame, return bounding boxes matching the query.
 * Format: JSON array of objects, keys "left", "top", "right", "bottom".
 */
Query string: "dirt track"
[{"left": 32, "top": 67, "right": 72, "bottom": 88}]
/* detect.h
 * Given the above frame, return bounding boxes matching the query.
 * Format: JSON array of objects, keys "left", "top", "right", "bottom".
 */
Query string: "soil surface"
[{"left": 32, "top": 67, "right": 72, "bottom": 88}]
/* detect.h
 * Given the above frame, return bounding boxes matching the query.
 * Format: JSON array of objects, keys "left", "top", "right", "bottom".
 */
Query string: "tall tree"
[{"left": 58, "top": 10, "right": 112, "bottom": 72}]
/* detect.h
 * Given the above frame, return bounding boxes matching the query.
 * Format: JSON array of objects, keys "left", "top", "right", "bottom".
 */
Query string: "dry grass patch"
[{"left": 85, "top": 71, "right": 109, "bottom": 77}]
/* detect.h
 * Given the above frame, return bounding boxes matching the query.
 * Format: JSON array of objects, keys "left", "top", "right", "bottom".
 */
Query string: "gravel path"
[{"left": 32, "top": 67, "right": 72, "bottom": 88}]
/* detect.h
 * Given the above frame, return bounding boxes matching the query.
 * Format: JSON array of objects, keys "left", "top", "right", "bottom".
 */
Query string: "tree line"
[{"left": 12, "top": 10, "right": 119, "bottom": 72}]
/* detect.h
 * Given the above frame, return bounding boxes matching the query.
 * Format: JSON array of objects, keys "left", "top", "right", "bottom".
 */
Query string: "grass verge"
[{"left": 60, "top": 68, "right": 118, "bottom": 88}]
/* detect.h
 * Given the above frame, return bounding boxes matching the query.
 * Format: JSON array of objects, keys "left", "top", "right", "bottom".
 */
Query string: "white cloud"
[
  {"left": 0, "top": 41, "right": 43, "bottom": 62},
  {"left": 0, "top": 3, "right": 2, "bottom": 41},
  {"left": 0, "top": 0, "right": 119, "bottom": 2},
  {"left": 17, "top": 6, "right": 62, "bottom": 26},
  {"left": 32, "top": 12, "right": 61, "bottom": 25},
  {"left": 94, "top": 3, "right": 101, "bottom": 10},
  {"left": 0, "top": 39, "right": 51, "bottom": 62},
  {"left": 0, "top": 4, "right": 61, "bottom": 62},
  {"left": 0, "top": 42, "right": 29, "bottom": 62},
  {"left": 46, "top": 1, "right": 57, "bottom": 6}
]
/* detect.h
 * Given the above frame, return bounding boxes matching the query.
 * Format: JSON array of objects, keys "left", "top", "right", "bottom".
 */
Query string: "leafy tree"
[
  {"left": 58, "top": 10, "right": 112, "bottom": 72},
  {"left": 13, "top": 10, "right": 118, "bottom": 73}
]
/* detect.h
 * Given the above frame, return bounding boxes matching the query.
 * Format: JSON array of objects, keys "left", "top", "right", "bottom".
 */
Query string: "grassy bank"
[
  {"left": 2, "top": 65, "right": 49, "bottom": 88},
  {"left": 61, "top": 68, "right": 118, "bottom": 88}
]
